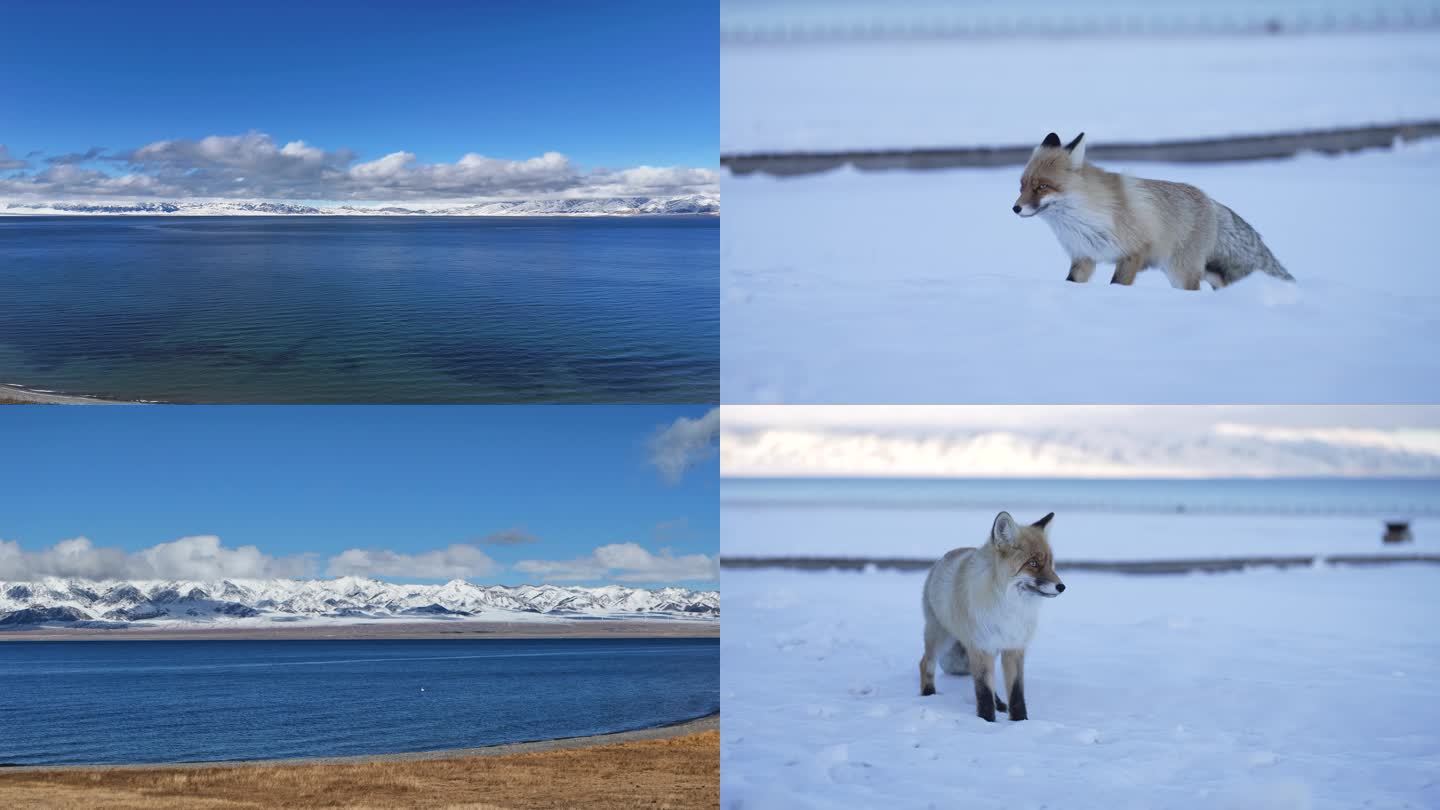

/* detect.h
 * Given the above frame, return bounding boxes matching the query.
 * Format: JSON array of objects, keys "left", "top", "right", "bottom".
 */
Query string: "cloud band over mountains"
[
  {"left": 0, "top": 535, "right": 717, "bottom": 584},
  {"left": 0, "top": 132, "right": 717, "bottom": 202}
]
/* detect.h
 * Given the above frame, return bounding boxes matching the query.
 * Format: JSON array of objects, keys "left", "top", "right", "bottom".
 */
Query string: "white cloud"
[
  {"left": 514, "top": 542, "right": 717, "bottom": 583},
  {"left": 0, "top": 536, "right": 313, "bottom": 581},
  {"left": 0, "top": 534, "right": 721, "bottom": 585},
  {"left": 325, "top": 544, "right": 497, "bottom": 579},
  {"left": 650, "top": 408, "right": 720, "bottom": 484},
  {"left": 0, "top": 131, "right": 717, "bottom": 203}
]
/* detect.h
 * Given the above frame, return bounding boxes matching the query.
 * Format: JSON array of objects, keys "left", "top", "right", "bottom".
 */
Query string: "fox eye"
[
  {"left": 1027, "top": 558, "right": 1040, "bottom": 569},
  {"left": 1034, "top": 183, "right": 1050, "bottom": 192}
]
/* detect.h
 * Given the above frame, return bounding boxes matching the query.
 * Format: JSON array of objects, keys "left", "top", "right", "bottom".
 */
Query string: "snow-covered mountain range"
[
  {"left": 0, "top": 195, "right": 719, "bottom": 217},
  {"left": 0, "top": 578, "right": 719, "bottom": 628}
]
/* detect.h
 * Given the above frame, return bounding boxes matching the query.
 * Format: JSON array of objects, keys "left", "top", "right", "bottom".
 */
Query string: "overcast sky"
[{"left": 721, "top": 406, "right": 1440, "bottom": 478}]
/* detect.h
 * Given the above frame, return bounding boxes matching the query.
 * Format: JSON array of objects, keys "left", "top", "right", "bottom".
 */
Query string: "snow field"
[
  {"left": 721, "top": 143, "right": 1440, "bottom": 403},
  {"left": 721, "top": 566, "right": 1440, "bottom": 809}
]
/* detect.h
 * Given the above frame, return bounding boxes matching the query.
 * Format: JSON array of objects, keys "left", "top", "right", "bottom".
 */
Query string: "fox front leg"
[
  {"left": 1110, "top": 255, "right": 1145, "bottom": 285},
  {"left": 968, "top": 648, "right": 998, "bottom": 722},
  {"left": 1066, "top": 258, "right": 1096, "bottom": 283},
  {"left": 1001, "top": 649, "right": 1027, "bottom": 721}
]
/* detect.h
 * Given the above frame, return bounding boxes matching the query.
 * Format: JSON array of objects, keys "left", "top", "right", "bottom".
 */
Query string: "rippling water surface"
[
  {"left": 0, "top": 638, "right": 719, "bottom": 765},
  {"left": 0, "top": 217, "right": 717, "bottom": 402}
]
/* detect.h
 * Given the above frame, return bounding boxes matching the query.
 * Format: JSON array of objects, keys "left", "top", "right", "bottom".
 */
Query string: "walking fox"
[
  {"left": 919, "top": 511, "right": 1064, "bottom": 722},
  {"left": 1013, "top": 132, "right": 1294, "bottom": 290}
]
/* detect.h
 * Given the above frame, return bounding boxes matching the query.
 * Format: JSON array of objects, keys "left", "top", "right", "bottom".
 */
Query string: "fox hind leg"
[
  {"left": 1164, "top": 244, "right": 1207, "bottom": 291},
  {"left": 919, "top": 612, "right": 950, "bottom": 696}
]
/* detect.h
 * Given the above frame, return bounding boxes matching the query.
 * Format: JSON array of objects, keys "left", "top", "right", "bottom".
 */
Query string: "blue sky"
[
  {"left": 0, "top": 406, "right": 719, "bottom": 587},
  {"left": 0, "top": 1, "right": 717, "bottom": 203}
]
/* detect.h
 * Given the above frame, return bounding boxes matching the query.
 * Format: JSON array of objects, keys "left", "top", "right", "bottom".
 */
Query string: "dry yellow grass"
[{"left": 0, "top": 730, "right": 718, "bottom": 809}]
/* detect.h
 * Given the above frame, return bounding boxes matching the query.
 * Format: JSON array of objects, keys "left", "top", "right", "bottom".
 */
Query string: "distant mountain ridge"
[
  {"left": 0, "top": 194, "right": 719, "bottom": 217},
  {"left": 0, "top": 577, "right": 719, "bottom": 628}
]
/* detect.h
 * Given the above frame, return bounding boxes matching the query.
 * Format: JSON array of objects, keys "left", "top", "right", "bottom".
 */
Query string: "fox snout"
[
  {"left": 1012, "top": 195, "right": 1044, "bottom": 218},
  {"left": 1023, "top": 575, "right": 1065, "bottom": 597}
]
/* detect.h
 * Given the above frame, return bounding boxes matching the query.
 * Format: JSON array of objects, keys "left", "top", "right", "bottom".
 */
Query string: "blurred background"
[
  {"left": 724, "top": 0, "right": 1440, "bottom": 41},
  {"left": 720, "top": 405, "right": 1440, "bottom": 567},
  {"left": 722, "top": 0, "right": 1440, "bottom": 158}
]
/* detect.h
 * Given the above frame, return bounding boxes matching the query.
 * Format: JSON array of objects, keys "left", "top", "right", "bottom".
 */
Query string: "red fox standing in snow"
[
  {"left": 919, "top": 511, "right": 1064, "bottom": 722},
  {"left": 1013, "top": 132, "right": 1294, "bottom": 290}
]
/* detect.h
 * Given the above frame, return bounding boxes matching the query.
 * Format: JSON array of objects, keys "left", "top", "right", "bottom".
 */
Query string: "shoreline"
[
  {"left": 0, "top": 712, "right": 719, "bottom": 773},
  {"left": 0, "top": 383, "right": 136, "bottom": 405},
  {"left": 0, "top": 212, "right": 719, "bottom": 218},
  {"left": 719, "top": 554, "right": 1440, "bottom": 574},
  {"left": 0, "top": 715, "right": 719, "bottom": 809},
  {"left": 0, "top": 617, "right": 719, "bottom": 642}
]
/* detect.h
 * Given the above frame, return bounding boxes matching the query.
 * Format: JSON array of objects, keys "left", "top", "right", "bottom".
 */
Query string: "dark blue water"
[
  {"left": 722, "top": 477, "right": 1440, "bottom": 517},
  {"left": 0, "top": 216, "right": 717, "bottom": 403},
  {"left": 0, "top": 638, "right": 719, "bottom": 765}
]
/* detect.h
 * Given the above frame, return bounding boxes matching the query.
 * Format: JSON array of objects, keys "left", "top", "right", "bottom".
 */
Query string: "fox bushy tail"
[
  {"left": 940, "top": 642, "right": 970, "bottom": 675},
  {"left": 1209, "top": 204, "right": 1294, "bottom": 283}
]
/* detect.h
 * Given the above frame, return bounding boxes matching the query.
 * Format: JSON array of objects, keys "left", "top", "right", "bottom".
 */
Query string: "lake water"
[
  {"left": 0, "top": 217, "right": 717, "bottom": 403},
  {"left": 0, "top": 637, "right": 719, "bottom": 765},
  {"left": 722, "top": 477, "right": 1440, "bottom": 517}
]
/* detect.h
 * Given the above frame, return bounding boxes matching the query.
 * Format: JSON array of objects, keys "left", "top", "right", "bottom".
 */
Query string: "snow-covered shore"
[{"left": 721, "top": 565, "right": 1440, "bottom": 809}]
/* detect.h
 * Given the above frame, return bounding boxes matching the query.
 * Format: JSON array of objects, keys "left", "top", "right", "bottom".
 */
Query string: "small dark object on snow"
[{"left": 1383, "top": 521, "right": 1413, "bottom": 544}]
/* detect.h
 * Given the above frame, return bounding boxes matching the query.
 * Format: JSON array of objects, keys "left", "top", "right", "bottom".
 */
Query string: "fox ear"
[
  {"left": 1041, "top": 132, "right": 1062, "bottom": 148},
  {"left": 1065, "top": 132, "right": 1086, "bottom": 167},
  {"left": 991, "top": 511, "right": 1019, "bottom": 548},
  {"left": 1032, "top": 512, "right": 1055, "bottom": 530}
]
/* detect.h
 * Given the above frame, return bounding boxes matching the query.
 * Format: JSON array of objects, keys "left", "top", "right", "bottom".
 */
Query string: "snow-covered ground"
[
  {"left": 721, "top": 142, "right": 1440, "bottom": 403},
  {"left": 722, "top": 32, "right": 1440, "bottom": 153},
  {"left": 721, "top": 565, "right": 1440, "bottom": 809}
]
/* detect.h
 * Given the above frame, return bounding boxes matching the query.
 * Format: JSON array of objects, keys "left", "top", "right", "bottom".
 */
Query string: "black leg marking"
[
  {"left": 974, "top": 679, "right": 996, "bottom": 723},
  {"left": 994, "top": 695, "right": 1008, "bottom": 713},
  {"left": 921, "top": 683, "right": 935, "bottom": 697},
  {"left": 1007, "top": 680, "right": 1028, "bottom": 721}
]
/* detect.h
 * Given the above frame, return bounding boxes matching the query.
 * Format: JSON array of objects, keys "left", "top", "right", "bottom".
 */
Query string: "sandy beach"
[
  {"left": 0, "top": 715, "right": 719, "bottom": 809},
  {"left": 0, "top": 618, "right": 719, "bottom": 643}
]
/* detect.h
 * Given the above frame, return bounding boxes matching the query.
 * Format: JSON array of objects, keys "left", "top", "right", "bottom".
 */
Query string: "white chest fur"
[
  {"left": 968, "top": 587, "right": 1040, "bottom": 653},
  {"left": 1042, "top": 203, "right": 1123, "bottom": 262}
]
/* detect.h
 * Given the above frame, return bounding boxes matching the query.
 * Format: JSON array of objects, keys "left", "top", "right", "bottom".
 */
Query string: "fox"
[
  {"left": 919, "top": 510, "right": 1064, "bottom": 722},
  {"left": 1012, "top": 132, "right": 1294, "bottom": 290}
]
